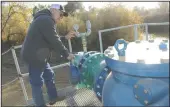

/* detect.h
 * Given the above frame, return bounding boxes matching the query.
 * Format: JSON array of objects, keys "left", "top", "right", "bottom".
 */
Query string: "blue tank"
[{"left": 102, "top": 39, "right": 169, "bottom": 106}]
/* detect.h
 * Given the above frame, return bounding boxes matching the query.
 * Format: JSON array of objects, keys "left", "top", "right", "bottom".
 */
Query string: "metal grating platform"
[{"left": 53, "top": 88, "right": 102, "bottom": 106}]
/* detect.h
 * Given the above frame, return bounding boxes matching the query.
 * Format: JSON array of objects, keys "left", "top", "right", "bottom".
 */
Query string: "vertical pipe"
[
  {"left": 11, "top": 47, "right": 28, "bottom": 105},
  {"left": 68, "top": 39, "right": 72, "bottom": 85},
  {"left": 82, "top": 37, "right": 87, "bottom": 52},
  {"left": 68, "top": 39, "right": 72, "bottom": 53},
  {"left": 99, "top": 31, "right": 103, "bottom": 53},
  {"left": 134, "top": 24, "right": 138, "bottom": 41},
  {"left": 145, "top": 24, "right": 148, "bottom": 41}
]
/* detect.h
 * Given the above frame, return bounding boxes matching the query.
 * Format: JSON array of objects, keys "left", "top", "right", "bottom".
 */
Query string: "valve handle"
[
  {"left": 73, "top": 24, "right": 79, "bottom": 31},
  {"left": 73, "top": 20, "right": 91, "bottom": 38}
]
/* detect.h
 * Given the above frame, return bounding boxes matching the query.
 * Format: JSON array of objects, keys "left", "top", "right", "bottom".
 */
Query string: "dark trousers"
[{"left": 28, "top": 63, "right": 57, "bottom": 106}]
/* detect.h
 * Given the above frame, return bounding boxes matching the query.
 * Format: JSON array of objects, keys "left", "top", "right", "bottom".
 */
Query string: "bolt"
[
  {"left": 144, "top": 100, "right": 148, "bottom": 105},
  {"left": 149, "top": 39, "right": 154, "bottom": 43},
  {"left": 146, "top": 48, "right": 149, "bottom": 50},
  {"left": 83, "top": 65, "right": 87, "bottom": 68},
  {"left": 99, "top": 76, "right": 103, "bottom": 79},
  {"left": 108, "top": 53, "right": 114, "bottom": 58},
  {"left": 105, "top": 54, "right": 109, "bottom": 57},
  {"left": 137, "top": 59, "right": 145, "bottom": 63},
  {"left": 97, "top": 85, "right": 100, "bottom": 88},
  {"left": 108, "top": 46, "right": 113, "bottom": 50},
  {"left": 144, "top": 89, "right": 148, "bottom": 94},
  {"left": 97, "top": 92, "right": 101, "bottom": 96},
  {"left": 135, "top": 40, "right": 141, "bottom": 43},
  {"left": 104, "top": 68, "right": 108, "bottom": 71},
  {"left": 104, "top": 50, "right": 110, "bottom": 54},
  {"left": 134, "top": 85, "right": 138, "bottom": 88},
  {"left": 87, "top": 85, "right": 90, "bottom": 88}
]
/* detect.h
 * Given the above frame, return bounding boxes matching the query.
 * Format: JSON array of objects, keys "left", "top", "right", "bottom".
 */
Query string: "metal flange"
[{"left": 94, "top": 66, "right": 111, "bottom": 101}]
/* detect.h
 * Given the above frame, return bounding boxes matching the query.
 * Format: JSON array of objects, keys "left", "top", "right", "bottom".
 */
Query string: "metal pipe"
[
  {"left": 134, "top": 24, "right": 138, "bottom": 40},
  {"left": 99, "top": 22, "right": 169, "bottom": 33},
  {"left": 99, "top": 25, "right": 134, "bottom": 33},
  {"left": 99, "top": 31, "right": 103, "bottom": 53},
  {"left": 51, "top": 62, "right": 69, "bottom": 69},
  {"left": 82, "top": 37, "right": 87, "bottom": 52},
  {"left": 11, "top": 47, "right": 29, "bottom": 105},
  {"left": 22, "top": 62, "right": 70, "bottom": 77},
  {"left": 145, "top": 24, "right": 148, "bottom": 41},
  {"left": 147, "top": 22, "right": 169, "bottom": 26},
  {"left": 68, "top": 39, "right": 72, "bottom": 53},
  {"left": 76, "top": 29, "right": 91, "bottom": 38},
  {"left": 14, "top": 45, "right": 22, "bottom": 49}
]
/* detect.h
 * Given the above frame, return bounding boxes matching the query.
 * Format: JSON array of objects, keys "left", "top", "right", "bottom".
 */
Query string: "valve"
[
  {"left": 73, "top": 20, "right": 91, "bottom": 38},
  {"left": 73, "top": 20, "right": 91, "bottom": 52}
]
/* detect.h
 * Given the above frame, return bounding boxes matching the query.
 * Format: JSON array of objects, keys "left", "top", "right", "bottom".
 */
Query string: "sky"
[
  {"left": 21, "top": 2, "right": 160, "bottom": 10},
  {"left": 84, "top": 2, "right": 159, "bottom": 10}
]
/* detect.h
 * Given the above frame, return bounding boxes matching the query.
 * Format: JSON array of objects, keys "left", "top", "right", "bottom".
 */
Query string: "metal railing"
[
  {"left": 8, "top": 38, "right": 73, "bottom": 105},
  {"left": 98, "top": 22, "right": 169, "bottom": 53}
]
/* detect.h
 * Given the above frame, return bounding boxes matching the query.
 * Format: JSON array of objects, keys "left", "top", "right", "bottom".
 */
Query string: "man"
[{"left": 21, "top": 4, "right": 76, "bottom": 106}]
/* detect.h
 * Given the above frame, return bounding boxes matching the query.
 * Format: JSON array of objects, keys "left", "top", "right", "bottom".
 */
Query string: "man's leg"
[
  {"left": 42, "top": 63, "right": 57, "bottom": 104},
  {"left": 28, "top": 65, "right": 46, "bottom": 106}
]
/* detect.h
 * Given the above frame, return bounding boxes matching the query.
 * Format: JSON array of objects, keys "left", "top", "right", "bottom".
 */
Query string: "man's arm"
[{"left": 39, "top": 17, "right": 69, "bottom": 58}]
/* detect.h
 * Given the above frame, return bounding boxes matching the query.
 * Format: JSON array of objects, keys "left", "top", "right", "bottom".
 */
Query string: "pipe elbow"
[{"left": 86, "top": 29, "right": 91, "bottom": 37}]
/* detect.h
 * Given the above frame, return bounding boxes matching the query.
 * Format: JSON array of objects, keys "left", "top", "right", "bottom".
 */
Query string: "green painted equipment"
[{"left": 70, "top": 51, "right": 106, "bottom": 88}]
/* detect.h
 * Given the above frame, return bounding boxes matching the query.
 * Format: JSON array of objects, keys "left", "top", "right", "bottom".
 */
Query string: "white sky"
[
  {"left": 84, "top": 2, "right": 159, "bottom": 10},
  {"left": 21, "top": 2, "right": 160, "bottom": 10}
]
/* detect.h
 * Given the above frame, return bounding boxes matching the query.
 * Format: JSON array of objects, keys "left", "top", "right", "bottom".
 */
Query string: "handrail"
[{"left": 98, "top": 22, "right": 169, "bottom": 53}]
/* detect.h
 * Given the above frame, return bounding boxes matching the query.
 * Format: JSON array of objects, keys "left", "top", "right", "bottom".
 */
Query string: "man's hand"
[
  {"left": 67, "top": 53, "right": 75, "bottom": 60},
  {"left": 65, "top": 31, "right": 76, "bottom": 40}
]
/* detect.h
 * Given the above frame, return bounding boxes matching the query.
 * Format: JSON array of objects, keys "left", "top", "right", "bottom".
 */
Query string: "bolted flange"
[
  {"left": 94, "top": 66, "right": 111, "bottom": 101},
  {"left": 144, "top": 89, "right": 148, "bottom": 94},
  {"left": 134, "top": 85, "right": 138, "bottom": 89}
]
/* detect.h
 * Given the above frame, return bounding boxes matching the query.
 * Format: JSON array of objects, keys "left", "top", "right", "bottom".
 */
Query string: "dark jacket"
[{"left": 21, "top": 9, "right": 69, "bottom": 69}]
